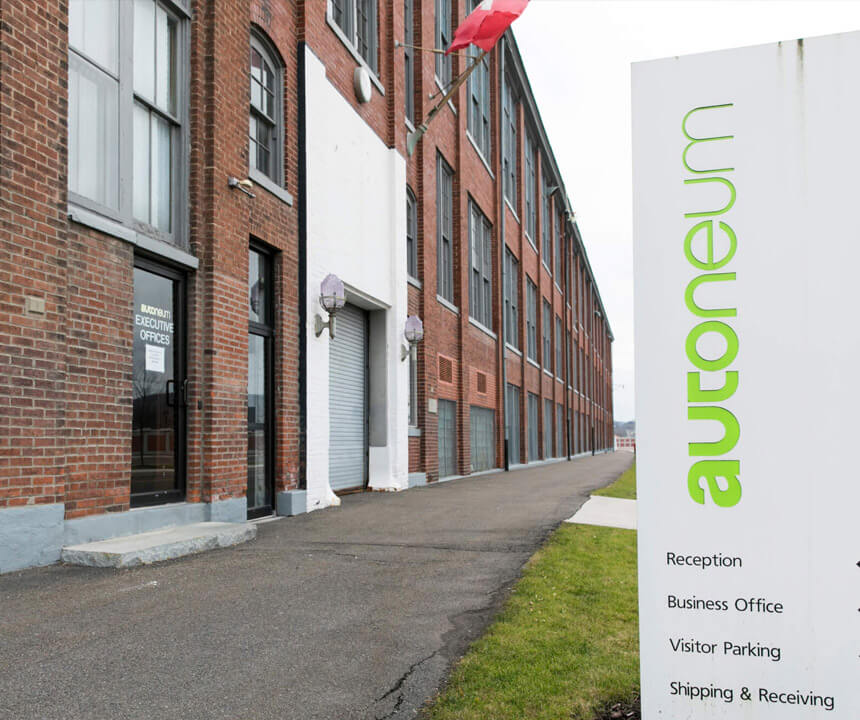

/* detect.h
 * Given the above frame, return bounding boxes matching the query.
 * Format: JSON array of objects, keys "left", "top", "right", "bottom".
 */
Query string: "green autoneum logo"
[{"left": 683, "top": 104, "right": 741, "bottom": 508}]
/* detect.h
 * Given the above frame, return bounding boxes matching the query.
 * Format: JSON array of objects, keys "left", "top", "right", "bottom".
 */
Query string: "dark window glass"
[
  {"left": 250, "top": 36, "right": 283, "bottom": 184},
  {"left": 248, "top": 246, "right": 274, "bottom": 517},
  {"left": 332, "top": 0, "right": 378, "bottom": 73},
  {"left": 469, "top": 200, "right": 493, "bottom": 329},
  {"left": 503, "top": 74, "right": 518, "bottom": 205},
  {"left": 504, "top": 249, "right": 519, "bottom": 349},
  {"left": 525, "top": 132, "right": 536, "bottom": 240},
  {"left": 526, "top": 278, "right": 537, "bottom": 361},
  {"left": 435, "top": 0, "right": 452, "bottom": 86},
  {"left": 407, "top": 187, "right": 417, "bottom": 279},
  {"left": 404, "top": 0, "right": 414, "bottom": 122},
  {"left": 543, "top": 299, "right": 552, "bottom": 368},
  {"left": 437, "top": 154, "right": 454, "bottom": 303}
]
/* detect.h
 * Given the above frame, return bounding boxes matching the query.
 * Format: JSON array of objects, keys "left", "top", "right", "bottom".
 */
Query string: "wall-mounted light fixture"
[
  {"left": 594, "top": 309, "right": 603, "bottom": 318},
  {"left": 401, "top": 315, "right": 425, "bottom": 361},
  {"left": 315, "top": 273, "right": 346, "bottom": 338},
  {"left": 228, "top": 176, "right": 256, "bottom": 198}
]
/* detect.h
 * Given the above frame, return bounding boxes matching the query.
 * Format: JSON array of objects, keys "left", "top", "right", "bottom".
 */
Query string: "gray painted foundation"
[
  {"left": 0, "top": 504, "right": 64, "bottom": 574},
  {"left": 2, "top": 498, "right": 251, "bottom": 574},
  {"left": 408, "top": 473, "right": 427, "bottom": 488},
  {"left": 276, "top": 490, "right": 307, "bottom": 516}
]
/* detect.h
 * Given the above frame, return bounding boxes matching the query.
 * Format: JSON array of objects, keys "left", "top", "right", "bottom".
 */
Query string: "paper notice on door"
[{"left": 145, "top": 344, "right": 165, "bottom": 373}]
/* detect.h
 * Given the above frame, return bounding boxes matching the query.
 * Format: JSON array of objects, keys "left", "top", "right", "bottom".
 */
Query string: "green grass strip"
[
  {"left": 424, "top": 523, "right": 639, "bottom": 720},
  {"left": 593, "top": 461, "right": 637, "bottom": 499}
]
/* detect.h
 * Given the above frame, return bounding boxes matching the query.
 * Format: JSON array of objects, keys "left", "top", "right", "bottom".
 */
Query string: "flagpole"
[{"left": 406, "top": 49, "right": 489, "bottom": 157}]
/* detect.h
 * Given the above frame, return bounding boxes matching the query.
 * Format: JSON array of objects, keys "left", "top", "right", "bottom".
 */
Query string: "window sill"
[
  {"left": 505, "top": 343, "right": 522, "bottom": 357},
  {"left": 408, "top": 426, "right": 422, "bottom": 437},
  {"left": 249, "top": 169, "right": 294, "bottom": 206},
  {"left": 407, "top": 275, "right": 422, "bottom": 289},
  {"left": 504, "top": 198, "right": 519, "bottom": 223},
  {"left": 543, "top": 368, "right": 554, "bottom": 378},
  {"left": 542, "top": 260, "right": 552, "bottom": 275},
  {"left": 556, "top": 375, "right": 564, "bottom": 384},
  {"left": 468, "top": 317, "right": 497, "bottom": 340},
  {"left": 525, "top": 234, "right": 538, "bottom": 255},
  {"left": 325, "top": 13, "right": 385, "bottom": 95},
  {"left": 526, "top": 357, "right": 540, "bottom": 369},
  {"left": 466, "top": 132, "right": 494, "bottom": 179},
  {"left": 68, "top": 204, "right": 199, "bottom": 270},
  {"left": 405, "top": 117, "right": 416, "bottom": 133},
  {"left": 436, "top": 294, "right": 459, "bottom": 315}
]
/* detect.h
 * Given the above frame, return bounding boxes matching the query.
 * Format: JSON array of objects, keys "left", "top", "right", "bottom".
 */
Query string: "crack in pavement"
[{"left": 362, "top": 651, "right": 438, "bottom": 720}]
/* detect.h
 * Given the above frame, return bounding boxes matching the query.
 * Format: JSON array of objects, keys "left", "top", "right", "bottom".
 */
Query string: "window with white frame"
[
  {"left": 541, "top": 171, "right": 551, "bottom": 269},
  {"left": 526, "top": 277, "right": 537, "bottom": 362},
  {"left": 504, "top": 249, "right": 519, "bottom": 350},
  {"left": 437, "top": 154, "right": 454, "bottom": 303},
  {"left": 524, "top": 132, "right": 537, "bottom": 240},
  {"left": 542, "top": 299, "right": 552, "bottom": 368},
  {"left": 404, "top": 0, "right": 414, "bottom": 123},
  {"left": 407, "top": 186, "right": 418, "bottom": 279},
  {"left": 435, "top": 0, "right": 452, "bottom": 87},
  {"left": 408, "top": 350, "right": 418, "bottom": 427},
  {"left": 331, "top": 0, "right": 378, "bottom": 73},
  {"left": 555, "top": 207, "right": 563, "bottom": 279},
  {"left": 68, "top": 0, "right": 186, "bottom": 245},
  {"left": 466, "top": 0, "right": 490, "bottom": 159},
  {"left": 249, "top": 32, "right": 284, "bottom": 186},
  {"left": 502, "top": 73, "right": 518, "bottom": 206},
  {"left": 469, "top": 200, "right": 493, "bottom": 329},
  {"left": 555, "top": 315, "right": 563, "bottom": 378}
]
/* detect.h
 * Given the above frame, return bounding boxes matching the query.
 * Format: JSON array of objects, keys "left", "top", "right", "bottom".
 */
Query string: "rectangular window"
[
  {"left": 543, "top": 398, "right": 552, "bottom": 459},
  {"left": 526, "top": 278, "right": 538, "bottom": 362},
  {"left": 470, "top": 406, "right": 495, "bottom": 473},
  {"left": 331, "top": 0, "right": 378, "bottom": 73},
  {"left": 542, "top": 299, "right": 552, "bottom": 368},
  {"left": 404, "top": 0, "right": 414, "bottom": 123},
  {"left": 408, "top": 350, "right": 418, "bottom": 427},
  {"left": 525, "top": 132, "right": 537, "bottom": 240},
  {"left": 437, "top": 154, "right": 454, "bottom": 303},
  {"left": 503, "top": 249, "right": 519, "bottom": 349},
  {"left": 527, "top": 392, "right": 539, "bottom": 462},
  {"left": 407, "top": 188, "right": 417, "bottom": 279},
  {"left": 469, "top": 200, "right": 493, "bottom": 329},
  {"left": 555, "top": 316, "right": 563, "bottom": 378},
  {"left": 506, "top": 384, "right": 520, "bottom": 465},
  {"left": 69, "top": 0, "right": 185, "bottom": 244},
  {"left": 435, "top": 0, "right": 452, "bottom": 87},
  {"left": 555, "top": 208, "right": 563, "bottom": 280},
  {"left": 466, "top": 0, "right": 491, "bottom": 160},
  {"left": 503, "top": 73, "right": 518, "bottom": 206},
  {"left": 541, "top": 172, "right": 551, "bottom": 269},
  {"left": 566, "top": 329, "right": 572, "bottom": 383}
]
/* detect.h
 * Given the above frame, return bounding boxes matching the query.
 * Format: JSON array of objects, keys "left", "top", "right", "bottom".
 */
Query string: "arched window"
[{"left": 249, "top": 31, "right": 284, "bottom": 187}]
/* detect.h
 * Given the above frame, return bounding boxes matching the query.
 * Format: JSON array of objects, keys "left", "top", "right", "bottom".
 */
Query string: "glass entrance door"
[
  {"left": 247, "top": 246, "right": 274, "bottom": 518},
  {"left": 132, "top": 260, "right": 185, "bottom": 505}
]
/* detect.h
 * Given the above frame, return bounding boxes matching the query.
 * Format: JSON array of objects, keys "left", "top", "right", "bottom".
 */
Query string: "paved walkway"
[
  {"left": 0, "top": 452, "right": 633, "bottom": 720},
  {"left": 565, "top": 495, "right": 637, "bottom": 530}
]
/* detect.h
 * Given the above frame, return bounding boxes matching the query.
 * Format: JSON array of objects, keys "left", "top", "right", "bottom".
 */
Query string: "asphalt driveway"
[{"left": 0, "top": 452, "right": 633, "bottom": 720}]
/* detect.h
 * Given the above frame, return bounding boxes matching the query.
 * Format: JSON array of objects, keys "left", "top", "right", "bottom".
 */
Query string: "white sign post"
[{"left": 633, "top": 33, "right": 860, "bottom": 718}]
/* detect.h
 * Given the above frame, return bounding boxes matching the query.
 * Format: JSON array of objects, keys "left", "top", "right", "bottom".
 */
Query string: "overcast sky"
[{"left": 512, "top": 1, "right": 860, "bottom": 422}]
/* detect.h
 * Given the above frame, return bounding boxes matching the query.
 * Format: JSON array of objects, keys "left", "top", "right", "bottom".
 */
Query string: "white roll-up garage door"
[{"left": 329, "top": 303, "right": 368, "bottom": 492}]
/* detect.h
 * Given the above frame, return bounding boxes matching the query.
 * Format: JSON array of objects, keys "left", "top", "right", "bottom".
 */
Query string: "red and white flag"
[{"left": 445, "top": 0, "right": 529, "bottom": 55}]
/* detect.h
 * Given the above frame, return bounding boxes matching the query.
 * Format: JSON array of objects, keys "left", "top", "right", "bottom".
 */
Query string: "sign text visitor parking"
[{"left": 632, "top": 34, "right": 860, "bottom": 718}]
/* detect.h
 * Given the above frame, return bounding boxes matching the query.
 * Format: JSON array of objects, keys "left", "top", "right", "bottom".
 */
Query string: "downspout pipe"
[{"left": 498, "top": 36, "right": 509, "bottom": 472}]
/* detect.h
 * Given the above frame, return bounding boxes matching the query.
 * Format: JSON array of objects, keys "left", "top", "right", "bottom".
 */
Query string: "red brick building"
[{"left": 0, "top": 0, "right": 613, "bottom": 573}]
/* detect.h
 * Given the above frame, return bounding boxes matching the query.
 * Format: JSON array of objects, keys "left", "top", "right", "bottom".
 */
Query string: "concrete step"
[{"left": 61, "top": 521, "right": 257, "bottom": 568}]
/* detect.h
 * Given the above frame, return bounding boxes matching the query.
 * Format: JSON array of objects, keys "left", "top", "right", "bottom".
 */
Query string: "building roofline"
[{"left": 504, "top": 30, "right": 614, "bottom": 343}]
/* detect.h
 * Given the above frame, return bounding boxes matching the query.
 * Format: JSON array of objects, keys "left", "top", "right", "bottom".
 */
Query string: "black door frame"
[
  {"left": 131, "top": 256, "right": 187, "bottom": 508},
  {"left": 247, "top": 241, "right": 276, "bottom": 519}
]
